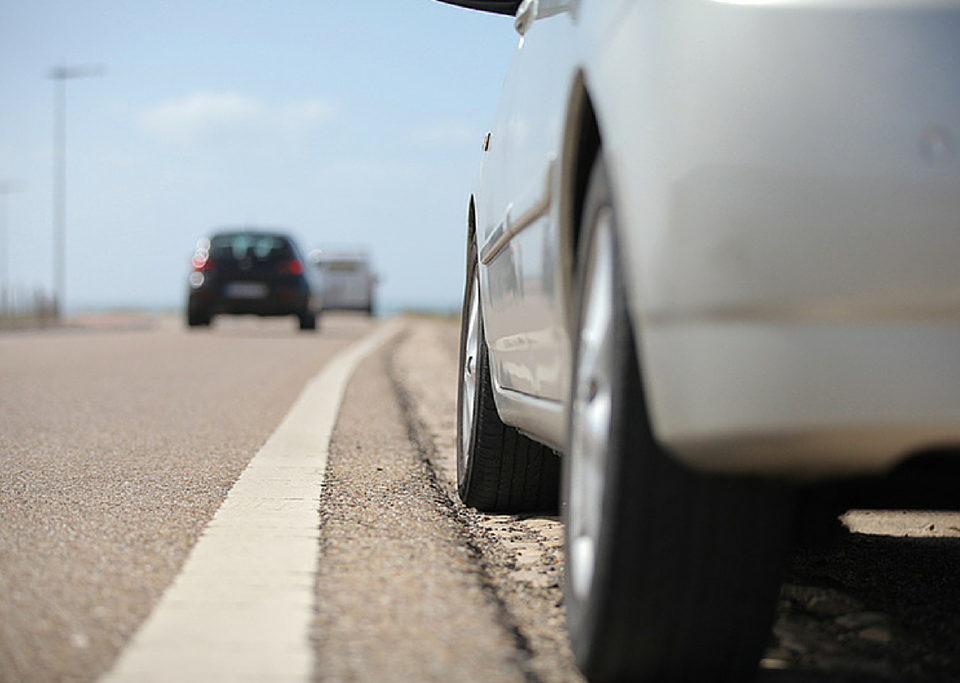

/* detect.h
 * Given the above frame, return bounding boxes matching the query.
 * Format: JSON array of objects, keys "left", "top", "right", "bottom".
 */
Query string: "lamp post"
[{"left": 48, "top": 64, "right": 103, "bottom": 319}]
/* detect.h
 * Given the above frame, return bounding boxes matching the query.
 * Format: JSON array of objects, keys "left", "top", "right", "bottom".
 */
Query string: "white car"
[
  {"left": 311, "top": 252, "right": 377, "bottom": 315},
  {"left": 440, "top": 0, "right": 960, "bottom": 681}
]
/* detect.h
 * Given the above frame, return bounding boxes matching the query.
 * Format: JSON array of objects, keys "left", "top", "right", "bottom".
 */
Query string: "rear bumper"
[
  {"left": 603, "top": 1, "right": 960, "bottom": 479},
  {"left": 322, "top": 301, "right": 372, "bottom": 312},
  {"left": 188, "top": 283, "right": 314, "bottom": 317},
  {"left": 644, "top": 318, "right": 960, "bottom": 480}
]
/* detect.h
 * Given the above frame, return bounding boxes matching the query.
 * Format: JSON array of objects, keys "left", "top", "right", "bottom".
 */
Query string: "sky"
[{"left": 0, "top": 1, "right": 519, "bottom": 313}]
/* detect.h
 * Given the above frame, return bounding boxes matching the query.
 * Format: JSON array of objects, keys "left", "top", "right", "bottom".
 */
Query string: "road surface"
[{"left": 1, "top": 313, "right": 958, "bottom": 682}]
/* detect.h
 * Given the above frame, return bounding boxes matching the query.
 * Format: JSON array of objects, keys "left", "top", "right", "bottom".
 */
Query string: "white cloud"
[{"left": 141, "top": 92, "right": 336, "bottom": 146}]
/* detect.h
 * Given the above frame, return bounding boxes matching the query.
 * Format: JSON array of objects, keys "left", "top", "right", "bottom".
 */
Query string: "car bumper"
[
  {"left": 644, "top": 319, "right": 960, "bottom": 479},
  {"left": 601, "top": 0, "right": 960, "bottom": 477},
  {"left": 188, "top": 283, "right": 314, "bottom": 317}
]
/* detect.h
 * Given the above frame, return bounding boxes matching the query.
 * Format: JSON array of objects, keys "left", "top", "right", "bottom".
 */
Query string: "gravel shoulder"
[
  {"left": 388, "top": 318, "right": 585, "bottom": 683},
  {"left": 312, "top": 317, "right": 585, "bottom": 683},
  {"left": 312, "top": 329, "right": 529, "bottom": 683}
]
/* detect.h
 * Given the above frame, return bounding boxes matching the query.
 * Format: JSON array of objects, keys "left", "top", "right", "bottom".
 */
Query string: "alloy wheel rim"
[
  {"left": 569, "top": 210, "right": 615, "bottom": 602},
  {"left": 459, "top": 271, "right": 481, "bottom": 480}
]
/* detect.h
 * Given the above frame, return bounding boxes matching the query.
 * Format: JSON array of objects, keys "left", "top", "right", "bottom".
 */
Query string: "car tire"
[
  {"left": 187, "top": 310, "right": 211, "bottom": 327},
  {"left": 564, "top": 155, "right": 795, "bottom": 682},
  {"left": 456, "top": 236, "right": 560, "bottom": 513},
  {"left": 299, "top": 310, "right": 317, "bottom": 331}
]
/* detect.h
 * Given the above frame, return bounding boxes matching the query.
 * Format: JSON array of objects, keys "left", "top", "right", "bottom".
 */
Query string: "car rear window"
[{"left": 210, "top": 234, "right": 293, "bottom": 262}]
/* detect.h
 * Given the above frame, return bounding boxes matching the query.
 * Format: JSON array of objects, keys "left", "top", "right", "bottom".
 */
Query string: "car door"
[{"left": 475, "top": 0, "right": 576, "bottom": 404}]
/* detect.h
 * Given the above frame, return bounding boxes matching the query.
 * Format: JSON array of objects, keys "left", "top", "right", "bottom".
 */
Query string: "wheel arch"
[
  {"left": 558, "top": 72, "right": 603, "bottom": 334},
  {"left": 466, "top": 194, "right": 478, "bottom": 253}
]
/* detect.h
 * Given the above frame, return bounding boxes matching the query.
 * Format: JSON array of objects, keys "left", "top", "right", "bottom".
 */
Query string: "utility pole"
[{"left": 48, "top": 64, "right": 103, "bottom": 319}]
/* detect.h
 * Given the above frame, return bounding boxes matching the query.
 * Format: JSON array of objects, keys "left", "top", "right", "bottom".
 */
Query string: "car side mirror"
[{"left": 435, "top": 0, "right": 521, "bottom": 15}]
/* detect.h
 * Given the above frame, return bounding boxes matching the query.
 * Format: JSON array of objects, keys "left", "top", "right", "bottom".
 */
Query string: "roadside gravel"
[
  {"left": 312, "top": 330, "right": 529, "bottom": 683},
  {"left": 312, "top": 317, "right": 586, "bottom": 683},
  {"left": 389, "top": 319, "right": 585, "bottom": 683}
]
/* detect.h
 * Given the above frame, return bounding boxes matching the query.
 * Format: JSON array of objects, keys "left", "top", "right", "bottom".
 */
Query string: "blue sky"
[{"left": 0, "top": 1, "right": 518, "bottom": 312}]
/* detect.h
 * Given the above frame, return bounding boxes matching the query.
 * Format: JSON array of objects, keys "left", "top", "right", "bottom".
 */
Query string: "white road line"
[{"left": 101, "top": 320, "right": 403, "bottom": 683}]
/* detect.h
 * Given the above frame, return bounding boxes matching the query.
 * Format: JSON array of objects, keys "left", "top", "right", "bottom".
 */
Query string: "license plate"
[{"left": 225, "top": 282, "right": 268, "bottom": 299}]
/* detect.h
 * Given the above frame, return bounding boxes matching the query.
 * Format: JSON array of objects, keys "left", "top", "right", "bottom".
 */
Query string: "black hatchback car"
[{"left": 186, "top": 229, "right": 323, "bottom": 330}]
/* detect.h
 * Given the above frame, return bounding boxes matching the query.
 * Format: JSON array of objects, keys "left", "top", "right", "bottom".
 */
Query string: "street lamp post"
[{"left": 48, "top": 64, "right": 103, "bottom": 319}]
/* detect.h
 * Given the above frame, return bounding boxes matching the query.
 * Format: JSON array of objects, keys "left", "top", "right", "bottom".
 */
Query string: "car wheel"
[
  {"left": 564, "top": 155, "right": 795, "bottom": 682},
  {"left": 187, "top": 309, "right": 211, "bottom": 327},
  {"left": 299, "top": 310, "right": 317, "bottom": 331},
  {"left": 456, "top": 236, "right": 560, "bottom": 513}
]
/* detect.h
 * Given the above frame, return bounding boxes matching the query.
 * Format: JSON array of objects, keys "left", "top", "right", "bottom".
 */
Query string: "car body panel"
[
  {"left": 464, "top": 0, "right": 960, "bottom": 479},
  {"left": 475, "top": 3, "right": 575, "bottom": 409}
]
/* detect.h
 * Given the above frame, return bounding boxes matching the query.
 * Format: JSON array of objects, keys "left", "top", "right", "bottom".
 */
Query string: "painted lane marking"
[{"left": 101, "top": 320, "right": 403, "bottom": 683}]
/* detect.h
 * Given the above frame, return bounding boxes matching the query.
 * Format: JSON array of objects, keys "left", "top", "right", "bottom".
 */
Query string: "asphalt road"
[
  {"left": 2, "top": 313, "right": 959, "bottom": 683},
  {"left": 0, "top": 313, "right": 377, "bottom": 683}
]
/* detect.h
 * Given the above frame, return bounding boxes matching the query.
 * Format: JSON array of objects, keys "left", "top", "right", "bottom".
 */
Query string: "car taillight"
[
  {"left": 191, "top": 252, "right": 214, "bottom": 272},
  {"left": 286, "top": 259, "right": 305, "bottom": 275}
]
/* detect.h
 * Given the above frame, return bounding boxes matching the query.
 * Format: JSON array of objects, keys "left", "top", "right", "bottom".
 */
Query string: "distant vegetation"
[{"left": 0, "top": 287, "right": 58, "bottom": 330}]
